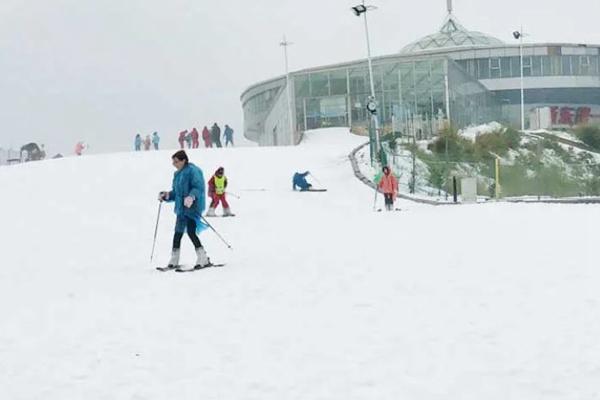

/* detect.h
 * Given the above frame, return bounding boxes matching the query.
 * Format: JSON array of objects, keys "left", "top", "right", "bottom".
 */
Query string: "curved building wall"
[{"left": 241, "top": 43, "right": 600, "bottom": 145}]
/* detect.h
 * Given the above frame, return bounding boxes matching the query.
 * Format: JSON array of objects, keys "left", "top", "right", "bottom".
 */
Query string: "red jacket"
[
  {"left": 202, "top": 127, "right": 211, "bottom": 143},
  {"left": 191, "top": 128, "right": 199, "bottom": 140},
  {"left": 378, "top": 172, "right": 398, "bottom": 195}
]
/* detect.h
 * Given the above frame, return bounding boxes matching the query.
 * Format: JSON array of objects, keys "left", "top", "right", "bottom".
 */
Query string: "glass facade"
[{"left": 456, "top": 55, "right": 600, "bottom": 80}]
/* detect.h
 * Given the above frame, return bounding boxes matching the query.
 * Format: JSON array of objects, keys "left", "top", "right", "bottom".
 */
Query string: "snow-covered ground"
[{"left": 1, "top": 128, "right": 599, "bottom": 399}]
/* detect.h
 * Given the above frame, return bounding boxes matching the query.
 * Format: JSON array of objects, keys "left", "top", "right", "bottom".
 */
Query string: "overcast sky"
[{"left": 1, "top": 0, "right": 600, "bottom": 155}]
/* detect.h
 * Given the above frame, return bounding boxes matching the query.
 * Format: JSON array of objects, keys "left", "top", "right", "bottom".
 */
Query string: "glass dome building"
[{"left": 241, "top": 2, "right": 600, "bottom": 146}]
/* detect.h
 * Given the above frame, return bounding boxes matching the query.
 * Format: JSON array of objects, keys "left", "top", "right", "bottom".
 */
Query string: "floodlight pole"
[
  {"left": 362, "top": 2, "right": 381, "bottom": 157},
  {"left": 280, "top": 35, "right": 295, "bottom": 145},
  {"left": 518, "top": 26, "right": 525, "bottom": 132}
]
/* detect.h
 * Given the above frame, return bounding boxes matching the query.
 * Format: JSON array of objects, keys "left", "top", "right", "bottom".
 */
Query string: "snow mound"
[{"left": 459, "top": 121, "right": 505, "bottom": 141}]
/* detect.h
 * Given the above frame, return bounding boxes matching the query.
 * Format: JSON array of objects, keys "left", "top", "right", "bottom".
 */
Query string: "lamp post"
[
  {"left": 352, "top": 1, "right": 380, "bottom": 163},
  {"left": 280, "top": 35, "right": 295, "bottom": 145},
  {"left": 513, "top": 28, "right": 525, "bottom": 131}
]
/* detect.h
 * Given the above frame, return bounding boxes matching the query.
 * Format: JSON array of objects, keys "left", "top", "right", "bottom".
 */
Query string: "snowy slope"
[{"left": 1, "top": 128, "right": 599, "bottom": 399}]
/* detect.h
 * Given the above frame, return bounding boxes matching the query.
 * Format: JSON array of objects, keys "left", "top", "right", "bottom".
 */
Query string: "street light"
[
  {"left": 513, "top": 28, "right": 526, "bottom": 131},
  {"left": 280, "top": 35, "right": 295, "bottom": 145},
  {"left": 351, "top": 1, "right": 381, "bottom": 163}
]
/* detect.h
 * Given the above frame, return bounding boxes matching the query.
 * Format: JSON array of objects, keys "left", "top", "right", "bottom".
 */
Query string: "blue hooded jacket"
[
  {"left": 293, "top": 171, "right": 310, "bottom": 191},
  {"left": 166, "top": 162, "right": 207, "bottom": 232},
  {"left": 152, "top": 132, "right": 160, "bottom": 145}
]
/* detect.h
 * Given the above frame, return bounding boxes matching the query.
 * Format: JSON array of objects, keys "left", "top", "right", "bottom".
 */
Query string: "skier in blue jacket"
[
  {"left": 292, "top": 171, "right": 312, "bottom": 191},
  {"left": 152, "top": 132, "right": 160, "bottom": 150},
  {"left": 158, "top": 150, "right": 211, "bottom": 269},
  {"left": 134, "top": 134, "right": 142, "bottom": 151}
]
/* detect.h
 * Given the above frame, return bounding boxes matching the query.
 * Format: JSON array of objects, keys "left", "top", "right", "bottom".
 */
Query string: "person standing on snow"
[
  {"left": 292, "top": 171, "right": 312, "bottom": 191},
  {"left": 152, "top": 132, "right": 160, "bottom": 150},
  {"left": 190, "top": 128, "right": 200, "bottom": 149},
  {"left": 75, "top": 141, "right": 86, "bottom": 156},
  {"left": 378, "top": 166, "right": 398, "bottom": 211},
  {"left": 134, "top": 134, "right": 142, "bottom": 151},
  {"left": 211, "top": 123, "right": 222, "bottom": 148},
  {"left": 223, "top": 124, "right": 234, "bottom": 147},
  {"left": 206, "top": 167, "right": 234, "bottom": 217},
  {"left": 144, "top": 135, "right": 152, "bottom": 151},
  {"left": 158, "top": 150, "right": 212, "bottom": 269},
  {"left": 178, "top": 130, "right": 187, "bottom": 149},
  {"left": 202, "top": 126, "right": 212, "bottom": 148}
]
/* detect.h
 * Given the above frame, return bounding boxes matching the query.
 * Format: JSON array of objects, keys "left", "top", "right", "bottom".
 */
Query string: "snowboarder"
[
  {"left": 292, "top": 171, "right": 312, "bottom": 191},
  {"left": 206, "top": 167, "right": 234, "bottom": 217},
  {"left": 211, "top": 123, "right": 222, "bottom": 148},
  {"left": 190, "top": 128, "right": 200, "bottom": 149},
  {"left": 152, "top": 132, "right": 160, "bottom": 150},
  {"left": 134, "top": 134, "right": 142, "bottom": 151},
  {"left": 377, "top": 166, "right": 398, "bottom": 211},
  {"left": 144, "top": 135, "right": 152, "bottom": 151},
  {"left": 223, "top": 124, "right": 234, "bottom": 147},
  {"left": 202, "top": 126, "right": 212, "bottom": 148},
  {"left": 158, "top": 150, "right": 212, "bottom": 269},
  {"left": 178, "top": 130, "right": 187, "bottom": 149}
]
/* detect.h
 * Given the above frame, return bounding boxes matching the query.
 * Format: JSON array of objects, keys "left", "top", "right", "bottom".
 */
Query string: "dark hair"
[{"left": 172, "top": 150, "right": 189, "bottom": 163}]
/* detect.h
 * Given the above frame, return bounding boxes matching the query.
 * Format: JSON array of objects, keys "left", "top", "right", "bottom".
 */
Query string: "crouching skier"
[
  {"left": 292, "top": 171, "right": 312, "bottom": 191},
  {"left": 206, "top": 167, "right": 234, "bottom": 217},
  {"left": 157, "top": 150, "right": 212, "bottom": 270}
]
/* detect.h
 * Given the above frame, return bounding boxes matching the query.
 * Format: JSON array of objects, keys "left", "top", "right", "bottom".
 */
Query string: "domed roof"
[{"left": 400, "top": 15, "right": 504, "bottom": 54}]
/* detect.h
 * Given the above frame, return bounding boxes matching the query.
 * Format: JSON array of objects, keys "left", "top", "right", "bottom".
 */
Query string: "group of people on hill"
[
  {"left": 135, "top": 132, "right": 160, "bottom": 151},
  {"left": 178, "top": 124, "right": 234, "bottom": 149}
]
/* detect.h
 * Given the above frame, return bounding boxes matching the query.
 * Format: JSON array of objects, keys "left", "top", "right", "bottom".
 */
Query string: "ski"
[
  {"left": 301, "top": 189, "right": 327, "bottom": 192},
  {"left": 175, "top": 263, "right": 226, "bottom": 272},
  {"left": 156, "top": 265, "right": 178, "bottom": 272}
]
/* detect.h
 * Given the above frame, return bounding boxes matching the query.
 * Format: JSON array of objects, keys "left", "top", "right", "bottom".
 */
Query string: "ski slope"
[{"left": 0, "top": 128, "right": 599, "bottom": 399}]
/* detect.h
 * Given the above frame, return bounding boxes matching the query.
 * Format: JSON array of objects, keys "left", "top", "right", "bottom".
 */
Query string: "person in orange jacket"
[{"left": 378, "top": 166, "right": 398, "bottom": 211}]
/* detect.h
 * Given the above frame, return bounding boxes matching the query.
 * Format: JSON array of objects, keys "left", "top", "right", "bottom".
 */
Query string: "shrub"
[{"left": 575, "top": 125, "right": 600, "bottom": 150}]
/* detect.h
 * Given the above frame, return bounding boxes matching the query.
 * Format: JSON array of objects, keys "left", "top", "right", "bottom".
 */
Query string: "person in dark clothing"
[
  {"left": 223, "top": 124, "right": 234, "bottom": 147},
  {"left": 211, "top": 123, "right": 222, "bottom": 148}
]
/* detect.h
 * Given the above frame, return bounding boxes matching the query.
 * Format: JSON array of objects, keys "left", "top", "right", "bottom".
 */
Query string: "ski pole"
[
  {"left": 226, "top": 191, "right": 241, "bottom": 199},
  {"left": 150, "top": 201, "right": 162, "bottom": 262},
  {"left": 373, "top": 185, "right": 378, "bottom": 211},
  {"left": 201, "top": 216, "right": 233, "bottom": 250},
  {"left": 308, "top": 172, "right": 322, "bottom": 185}
]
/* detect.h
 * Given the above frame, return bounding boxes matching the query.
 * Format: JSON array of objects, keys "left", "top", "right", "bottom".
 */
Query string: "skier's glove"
[
  {"left": 184, "top": 196, "right": 195, "bottom": 208},
  {"left": 158, "top": 191, "right": 168, "bottom": 202}
]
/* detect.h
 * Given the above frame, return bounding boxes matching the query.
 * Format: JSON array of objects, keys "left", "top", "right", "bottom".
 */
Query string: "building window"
[
  {"left": 532, "top": 56, "right": 542, "bottom": 76},
  {"left": 490, "top": 57, "right": 501, "bottom": 78},
  {"left": 510, "top": 56, "right": 521, "bottom": 78},
  {"left": 561, "top": 56, "right": 572, "bottom": 75},
  {"left": 522, "top": 56, "right": 532, "bottom": 77},
  {"left": 501, "top": 57, "right": 512, "bottom": 78},
  {"left": 580, "top": 56, "right": 592, "bottom": 75},
  {"left": 477, "top": 58, "right": 490, "bottom": 79}
]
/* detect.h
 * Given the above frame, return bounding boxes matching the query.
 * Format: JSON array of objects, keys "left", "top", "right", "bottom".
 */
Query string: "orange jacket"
[{"left": 378, "top": 172, "right": 398, "bottom": 195}]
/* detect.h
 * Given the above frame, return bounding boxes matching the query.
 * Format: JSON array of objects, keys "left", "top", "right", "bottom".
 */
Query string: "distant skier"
[
  {"left": 152, "top": 132, "right": 160, "bottom": 150},
  {"left": 206, "top": 167, "right": 234, "bottom": 217},
  {"left": 211, "top": 123, "right": 222, "bottom": 148},
  {"left": 75, "top": 141, "right": 86, "bottom": 156},
  {"left": 134, "top": 134, "right": 142, "bottom": 151},
  {"left": 158, "top": 150, "right": 212, "bottom": 269},
  {"left": 378, "top": 166, "right": 398, "bottom": 211},
  {"left": 202, "top": 126, "right": 212, "bottom": 148},
  {"left": 178, "top": 130, "right": 187, "bottom": 149},
  {"left": 223, "top": 124, "right": 234, "bottom": 147},
  {"left": 190, "top": 128, "right": 199, "bottom": 149},
  {"left": 144, "top": 135, "right": 152, "bottom": 151},
  {"left": 292, "top": 171, "right": 312, "bottom": 191}
]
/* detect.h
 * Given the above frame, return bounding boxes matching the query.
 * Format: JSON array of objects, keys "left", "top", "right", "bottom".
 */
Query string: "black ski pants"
[{"left": 173, "top": 216, "right": 202, "bottom": 250}]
